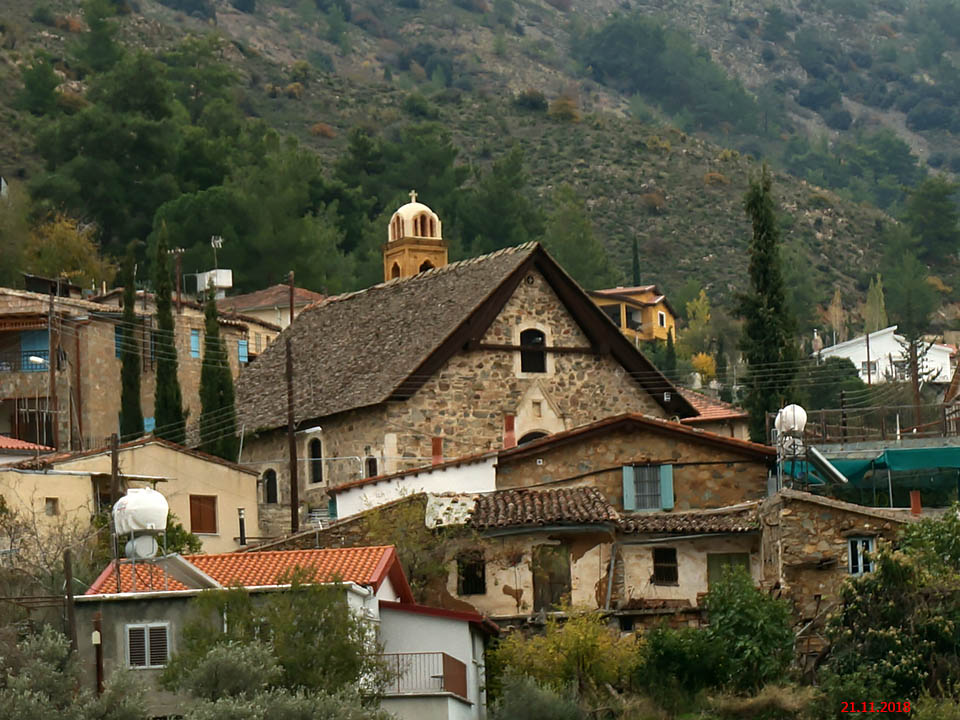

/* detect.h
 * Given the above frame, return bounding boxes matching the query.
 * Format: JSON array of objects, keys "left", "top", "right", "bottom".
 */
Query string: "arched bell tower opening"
[{"left": 383, "top": 190, "right": 448, "bottom": 282}]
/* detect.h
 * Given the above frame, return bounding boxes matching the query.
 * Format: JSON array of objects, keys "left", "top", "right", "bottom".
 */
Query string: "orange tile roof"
[
  {"left": 86, "top": 546, "right": 413, "bottom": 601},
  {"left": 678, "top": 389, "right": 748, "bottom": 423},
  {"left": 0, "top": 435, "right": 53, "bottom": 452}
]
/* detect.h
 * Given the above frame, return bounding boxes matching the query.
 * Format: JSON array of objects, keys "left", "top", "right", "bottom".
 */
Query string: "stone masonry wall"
[{"left": 496, "top": 426, "right": 770, "bottom": 511}]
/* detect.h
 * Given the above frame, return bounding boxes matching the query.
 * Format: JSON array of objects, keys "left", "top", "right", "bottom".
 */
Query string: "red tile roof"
[
  {"left": 86, "top": 546, "right": 414, "bottom": 601},
  {"left": 219, "top": 284, "right": 326, "bottom": 313},
  {"left": 379, "top": 600, "right": 499, "bottom": 636},
  {"left": 678, "top": 389, "right": 749, "bottom": 423},
  {"left": 0, "top": 435, "right": 53, "bottom": 452}
]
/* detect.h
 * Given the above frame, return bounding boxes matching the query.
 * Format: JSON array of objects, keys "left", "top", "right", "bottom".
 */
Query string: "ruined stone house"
[{"left": 235, "top": 196, "right": 701, "bottom": 536}]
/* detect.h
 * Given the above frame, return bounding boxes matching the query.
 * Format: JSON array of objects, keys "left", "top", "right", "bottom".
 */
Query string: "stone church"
[{"left": 236, "top": 195, "right": 699, "bottom": 535}]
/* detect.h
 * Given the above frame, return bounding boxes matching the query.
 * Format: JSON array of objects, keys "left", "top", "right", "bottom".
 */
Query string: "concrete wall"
[
  {"left": 335, "top": 458, "right": 497, "bottom": 519},
  {"left": 495, "top": 426, "right": 770, "bottom": 511},
  {"left": 46, "top": 442, "right": 260, "bottom": 553},
  {"left": 382, "top": 695, "right": 474, "bottom": 720}
]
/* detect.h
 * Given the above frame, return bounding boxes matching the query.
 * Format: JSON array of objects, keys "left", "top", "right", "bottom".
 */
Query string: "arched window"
[
  {"left": 429, "top": 217, "right": 436, "bottom": 237},
  {"left": 365, "top": 456, "right": 379, "bottom": 478},
  {"left": 518, "top": 431, "right": 548, "bottom": 445},
  {"left": 391, "top": 263, "right": 401, "bottom": 279},
  {"left": 419, "top": 260, "right": 434, "bottom": 273},
  {"left": 263, "top": 469, "right": 278, "bottom": 504},
  {"left": 520, "top": 328, "right": 547, "bottom": 373},
  {"left": 309, "top": 439, "right": 323, "bottom": 485}
]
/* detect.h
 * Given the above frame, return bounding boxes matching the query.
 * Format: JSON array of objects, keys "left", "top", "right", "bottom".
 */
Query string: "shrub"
[
  {"left": 231, "top": 0, "right": 255, "bottom": 12},
  {"left": 310, "top": 122, "right": 337, "bottom": 138},
  {"left": 514, "top": 88, "right": 547, "bottom": 112},
  {"left": 548, "top": 95, "right": 580, "bottom": 123},
  {"left": 490, "top": 674, "right": 583, "bottom": 720},
  {"left": 907, "top": 99, "right": 953, "bottom": 131},
  {"left": 30, "top": 6, "right": 56, "bottom": 26},
  {"left": 824, "top": 107, "right": 853, "bottom": 130},
  {"left": 927, "top": 152, "right": 947, "bottom": 169},
  {"left": 290, "top": 60, "right": 311, "bottom": 83},
  {"left": 283, "top": 82, "right": 304, "bottom": 99},
  {"left": 640, "top": 191, "right": 666, "bottom": 214},
  {"left": 704, "top": 172, "right": 730, "bottom": 186},
  {"left": 709, "top": 685, "right": 820, "bottom": 719},
  {"left": 796, "top": 80, "right": 841, "bottom": 111},
  {"left": 308, "top": 50, "right": 334, "bottom": 73},
  {"left": 639, "top": 624, "right": 724, "bottom": 703},
  {"left": 402, "top": 93, "right": 438, "bottom": 118},
  {"left": 396, "top": 0, "right": 420, "bottom": 7},
  {"left": 452, "top": 0, "right": 489, "bottom": 12},
  {"left": 544, "top": 0, "right": 572, "bottom": 11}
]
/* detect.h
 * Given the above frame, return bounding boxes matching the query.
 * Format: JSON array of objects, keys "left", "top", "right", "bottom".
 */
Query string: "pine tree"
[
  {"left": 153, "top": 226, "right": 186, "bottom": 445},
  {"left": 864, "top": 274, "right": 888, "bottom": 334},
  {"left": 737, "top": 165, "right": 797, "bottom": 442},
  {"left": 198, "top": 287, "right": 239, "bottom": 461},
  {"left": 631, "top": 238, "right": 641, "bottom": 286},
  {"left": 119, "top": 248, "right": 143, "bottom": 442}
]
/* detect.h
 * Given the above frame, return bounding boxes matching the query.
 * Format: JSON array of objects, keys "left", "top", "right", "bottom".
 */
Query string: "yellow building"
[{"left": 589, "top": 285, "right": 677, "bottom": 343}]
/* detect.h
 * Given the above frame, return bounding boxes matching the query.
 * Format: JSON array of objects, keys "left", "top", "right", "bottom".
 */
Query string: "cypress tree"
[
  {"left": 198, "top": 287, "right": 239, "bottom": 461},
  {"left": 631, "top": 237, "right": 641, "bottom": 286},
  {"left": 153, "top": 226, "right": 186, "bottom": 445},
  {"left": 737, "top": 165, "right": 797, "bottom": 442},
  {"left": 664, "top": 328, "right": 677, "bottom": 379},
  {"left": 119, "top": 247, "right": 143, "bottom": 441}
]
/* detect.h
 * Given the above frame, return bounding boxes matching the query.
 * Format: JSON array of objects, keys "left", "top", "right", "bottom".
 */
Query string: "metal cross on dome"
[{"left": 409, "top": 190, "right": 417, "bottom": 203}]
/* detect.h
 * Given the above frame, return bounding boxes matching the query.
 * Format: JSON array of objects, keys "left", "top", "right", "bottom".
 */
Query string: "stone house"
[
  {"left": 236, "top": 196, "right": 700, "bottom": 537},
  {"left": 0, "top": 287, "right": 277, "bottom": 452},
  {"left": 75, "top": 546, "right": 496, "bottom": 720},
  {"left": 2, "top": 437, "right": 260, "bottom": 554}
]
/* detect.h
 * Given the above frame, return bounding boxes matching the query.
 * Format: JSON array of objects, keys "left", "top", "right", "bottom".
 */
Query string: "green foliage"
[
  {"left": 541, "top": 185, "right": 613, "bottom": 289},
  {"left": 638, "top": 624, "right": 724, "bottom": 709},
  {"left": 0, "top": 180, "right": 29, "bottom": 288},
  {"left": 198, "top": 291, "right": 238, "bottom": 461},
  {"left": 899, "top": 502, "right": 960, "bottom": 568},
  {"left": 231, "top": 0, "right": 256, "bottom": 12},
  {"left": 182, "top": 688, "right": 389, "bottom": 720},
  {"left": 179, "top": 641, "right": 280, "bottom": 701},
  {"left": 489, "top": 609, "right": 639, "bottom": 696},
  {"left": 664, "top": 329, "right": 676, "bottom": 378},
  {"left": 490, "top": 674, "right": 584, "bottom": 720},
  {"left": 793, "top": 357, "right": 866, "bottom": 411},
  {"left": 513, "top": 89, "right": 548, "bottom": 112},
  {"left": 864, "top": 274, "right": 888, "bottom": 333},
  {"left": 163, "top": 581, "right": 391, "bottom": 696},
  {"left": 22, "top": 214, "right": 116, "bottom": 287},
  {"left": 74, "top": 0, "right": 124, "bottom": 74},
  {"left": 119, "top": 247, "right": 143, "bottom": 442},
  {"left": 576, "top": 13, "right": 759, "bottom": 132},
  {"left": 884, "top": 250, "right": 936, "bottom": 340},
  {"left": 631, "top": 238, "right": 640, "bottom": 286},
  {"left": 737, "top": 165, "right": 797, "bottom": 442},
  {"left": 17, "top": 53, "right": 60, "bottom": 115},
  {"left": 904, "top": 175, "right": 960, "bottom": 261},
  {"left": 702, "top": 566, "right": 794, "bottom": 693},
  {"left": 153, "top": 226, "right": 186, "bottom": 445}
]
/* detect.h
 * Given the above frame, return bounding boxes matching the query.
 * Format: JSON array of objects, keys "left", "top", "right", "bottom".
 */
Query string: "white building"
[{"left": 817, "top": 326, "right": 955, "bottom": 385}]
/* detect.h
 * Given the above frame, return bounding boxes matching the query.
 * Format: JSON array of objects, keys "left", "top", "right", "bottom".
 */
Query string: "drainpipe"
[{"left": 238, "top": 508, "right": 247, "bottom": 546}]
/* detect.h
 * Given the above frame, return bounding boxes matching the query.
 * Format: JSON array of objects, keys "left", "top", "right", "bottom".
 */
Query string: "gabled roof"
[
  {"left": 620, "top": 502, "right": 760, "bottom": 534},
  {"left": 589, "top": 285, "right": 678, "bottom": 316},
  {"left": 470, "top": 487, "right": 619, "bottom": 529},
  {"left": 12, "top": 436, "right": 257, "bottom": 475},
  {"left": 218, "top": 284, "right": 325, "bottom": 313},
  {"left": 379, "top": 599, "right": 499, "bottom": 636},
  {"left": 85, "top": 546, "right": 414, "bottom": 601},
  {"left": 236, "top": 243, "right": 693, "bottom": 432},
  {"left": 678, "top": 389, "right": 748, "bottom": 424}
]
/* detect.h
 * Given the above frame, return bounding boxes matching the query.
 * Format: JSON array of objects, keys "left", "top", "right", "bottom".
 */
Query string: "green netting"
[{"left": 784, "top": 447, "right": 960, "bottom": 490}]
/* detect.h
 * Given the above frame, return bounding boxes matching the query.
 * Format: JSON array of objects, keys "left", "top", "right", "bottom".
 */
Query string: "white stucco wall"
[
  {"left": 335, "top": 457, "right": 496, "bottom": 519},
  {"left": 818, "top": 327, "right": 954, "bottom": 385}
]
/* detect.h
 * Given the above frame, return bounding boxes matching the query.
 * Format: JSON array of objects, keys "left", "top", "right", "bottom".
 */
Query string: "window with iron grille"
[
  {"left": 457, "top": 550, "right": 486, "bottom": 595},
  {"left": 849, "top": 537, "right": 874, "bottom": 576},
  {"left": 634, "top": 466, "right": 661, "bottom": 510},
  {"left": 127, "top": 623, "right": 169, "bottom": 668},
  {"left": 652, "top": 548, "right": 678, "bottom": 585}
]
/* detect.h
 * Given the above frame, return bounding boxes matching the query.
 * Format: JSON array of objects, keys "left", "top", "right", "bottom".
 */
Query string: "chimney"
[
  {"left": 504, "top": 414, "right": 516, "bottom": 449},
  {"left": 432, "top": 437, "right": 443, "bottom": 466},
  {"left": 909, "top": 490, "right": 922, "bottom": 516}
]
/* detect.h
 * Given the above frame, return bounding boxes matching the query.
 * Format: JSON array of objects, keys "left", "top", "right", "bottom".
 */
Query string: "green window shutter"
[
  {"left": 622, "top": 466, "right": 637, "bottom": 511},
  {"left": 659, "top": 465, "right": 674, "bottom": 510}
]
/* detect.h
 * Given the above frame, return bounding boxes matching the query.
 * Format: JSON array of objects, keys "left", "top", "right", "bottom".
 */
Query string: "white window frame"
[
  {"left": 126, "top": 622, "right": 171, "bottom": 669},
  {"left": 514, "top": 322, "right": 554, "bottom": 378},
  {"left": 657, "top": 311, "right": 666, "bottom": 328},
  {"left": 848, "top": 537, "right": 875, "bottom": 576}
]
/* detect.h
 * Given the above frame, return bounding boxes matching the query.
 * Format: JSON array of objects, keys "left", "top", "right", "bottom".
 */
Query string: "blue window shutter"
[
  {"left": 190, "top": 329, "right": 200, "bottom": 358},
  {"left": 660, "top": 465, "right": 674, "bottom": 510},
  {"left": 328, "top": 498, "right": 338, "bottom": 519},
  {"left": 143, "top": 417, "right": 156, "bottom": 433},
  {"left": 238, "top": 340, "right": 248, "bottom": 364},
  {"left": 114, "top": 326, "right": 123, "bottom": 358},
  {"left": 622, "top": 466, "right": 637, "bottom": 511}
]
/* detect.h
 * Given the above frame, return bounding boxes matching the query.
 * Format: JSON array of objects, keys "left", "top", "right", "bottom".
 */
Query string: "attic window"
[{"left": 520, "top": 329, "right": 546, "bottom": 373}]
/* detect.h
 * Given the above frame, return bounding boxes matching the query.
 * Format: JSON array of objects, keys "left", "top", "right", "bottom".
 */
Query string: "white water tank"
[
  {"left": 775, "top": 404, "right": 807, "bottom": 435},
  {"left": 113, "top": 488, "right": 169, "bottom": 536}
]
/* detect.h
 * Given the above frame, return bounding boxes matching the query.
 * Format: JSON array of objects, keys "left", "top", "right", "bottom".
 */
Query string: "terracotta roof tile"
[
  {"left": 620, "top": 503, "right": 760, "bottom": 534},
  {"left": 470, "top": 487, "right": 619, "bottom": 529},
  {"left": 678, "top": 389, "right": 749, "bottom": 423},
  {"left": 219, "top": 284, "right": 325, "bottom": 313},
  {"left": 86, "top": 546, "right": 400, "bottom": 595},
  {"left": 0, "top": 435, "right": 53, "bottom": 452}
]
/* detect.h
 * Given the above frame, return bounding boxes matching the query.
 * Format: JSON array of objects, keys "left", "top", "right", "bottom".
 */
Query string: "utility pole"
[
  {"left": 840, "top": 389, "right": 847, "bottom": 442},
  {"left": 911, "top": 340, "right": 922, "bottom": 430},
  {"left": 48, "top": 290, "right": 59, "bottom": 448},
  {"left": 286, "top": 337, "right": 299, "bottom": 533},
  {"left": 109, "top": 433, "right": 120, "bottom": 505},
  {"left": 865, "top": 331, "right": 872, "bottom": 386},
  {"left": 288, "top": 270, "right": 295, "bottom": 327},
  {"left": 64, "top": 549, "right": 77, "bottom": 653},
  {"left": 168, "top": 247, "right": 184, "bottom": 314}
]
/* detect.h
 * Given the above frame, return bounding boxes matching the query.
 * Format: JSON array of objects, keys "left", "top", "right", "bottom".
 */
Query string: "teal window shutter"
[
  {"left": 659, "top": 465, "right": 674, "bottom": 510},
  {"left": 622, "top": 466, "right": 637, "bottom": 511},
  {"left": 328, "top": 498, "right": 338, "bottom": 519},
  {"left": 238, "top": 339, "right": 249, "bottom": 364},
  {"left": 190, "top": 329, "right": 200, "bottom": 358}
]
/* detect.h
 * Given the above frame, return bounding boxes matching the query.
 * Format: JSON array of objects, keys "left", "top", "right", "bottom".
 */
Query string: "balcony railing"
[
  {"left": 0, "top": 350, "right": 49, "bottom": 373},
  {"left": 768, "top": 403, "right": 960, "bottom": 445},
  {"left": 381, "top": 652, "right": 468, "bottom": 701}
]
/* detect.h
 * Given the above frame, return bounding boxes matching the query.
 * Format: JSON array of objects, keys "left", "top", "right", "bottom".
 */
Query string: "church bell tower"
[{"left": 383, "top": 191, "right": 448, "bottom": 282}]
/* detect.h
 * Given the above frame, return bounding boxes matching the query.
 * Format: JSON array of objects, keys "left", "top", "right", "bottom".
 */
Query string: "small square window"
[
  {"left": 127, "top": 623, "right": 169, "bottom": 668},
  {"left": 849, "top": 537, "right": 875, "bottom": 576},
  {"left": 652, "top": 547, "right": 678, "bottom": 585},
  {"left": 44, "top": 497, "right": 59, "bottom": 516},
  {"left": 457, "top": 550, "right": 486, "bottom": 595}
]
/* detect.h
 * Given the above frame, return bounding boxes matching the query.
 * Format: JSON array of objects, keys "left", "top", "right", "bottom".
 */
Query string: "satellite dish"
[
  {"left": 775, "top": 404, "right": 807, "bottom": 434},
  {"left": 125, "top": 535, "right": 159, "bottom": 560}
]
